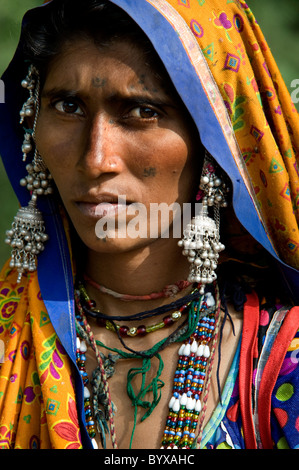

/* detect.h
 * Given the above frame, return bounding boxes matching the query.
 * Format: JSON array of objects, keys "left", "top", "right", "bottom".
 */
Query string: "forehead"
[{"left": 42, "top": 37, "right": 170, "bottom": 93}]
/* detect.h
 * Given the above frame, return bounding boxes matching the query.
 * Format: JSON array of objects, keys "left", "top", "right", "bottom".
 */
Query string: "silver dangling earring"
[
  {"left": 178, "top": 152, "right": 229, "bottom": 294},
  {"left": 5, "top": 65, "right": 53, "bottom": 283}
]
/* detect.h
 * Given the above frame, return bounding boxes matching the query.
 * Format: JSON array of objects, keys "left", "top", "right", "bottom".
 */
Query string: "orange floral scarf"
[
  {"left": 0, "top": 261, "right": 82, "bottom": 449},
  {"left": 148, "top": 0, "right": 299, "bottom": 269}
]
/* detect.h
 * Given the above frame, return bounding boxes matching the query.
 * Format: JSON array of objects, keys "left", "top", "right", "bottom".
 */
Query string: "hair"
[{"left": 21, "top": 0, "right": 166, "bottom": 85}]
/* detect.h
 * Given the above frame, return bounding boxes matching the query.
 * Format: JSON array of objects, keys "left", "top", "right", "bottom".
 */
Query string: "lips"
[
  {"left": 95, "top": 201, "right": 128, "bottom": 218},
  {"left": 74, "top": 193, "right": 131, "bottom": 218}
]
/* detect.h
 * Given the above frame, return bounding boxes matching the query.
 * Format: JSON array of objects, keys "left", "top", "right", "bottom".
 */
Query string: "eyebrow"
[
  {"left": 107, "top": 92, "right": 176, "bottom": 109},
  {"left": 41, "top": 87, "right": 83, "bottom": 100},
  {"left": 41, "top": 86, "right": 176, "bottom": 109}
]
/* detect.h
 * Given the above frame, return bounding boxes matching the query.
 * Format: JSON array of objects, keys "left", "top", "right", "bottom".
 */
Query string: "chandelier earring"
[
  {"left": 178, "top": 151, "right": 229, "bottom": 294},
  {"left": 5, "top": 65, "right": 53, "bottom": 283}
]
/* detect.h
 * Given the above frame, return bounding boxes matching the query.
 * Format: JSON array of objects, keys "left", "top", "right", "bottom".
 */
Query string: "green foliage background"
[{"left": 0, "top": 0, "right": 299, "bottom": 267}]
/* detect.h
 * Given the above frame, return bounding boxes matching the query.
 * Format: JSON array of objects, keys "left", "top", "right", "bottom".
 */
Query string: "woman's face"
[{"left": 35, "top": 38, "right": 200, "bottom": 253}]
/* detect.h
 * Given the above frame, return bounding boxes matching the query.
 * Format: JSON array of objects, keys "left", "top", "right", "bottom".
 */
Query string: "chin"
[
  {"left": 78, "top": 230, "right": 155, "bottom": 255},
  {"left": 71, "top": 211, "right": 174, "bottom": 255}
]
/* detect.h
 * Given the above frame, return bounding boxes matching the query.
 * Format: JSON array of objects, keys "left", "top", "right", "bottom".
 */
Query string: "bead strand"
[
  {"left": 76, "top": 336, "right": 98, "bottom": 448},
  {"left": 77, "top": 282, "right": 191, "bottom": 338},
  {"left": 75, "top": 295, "right": 118, "bottom": 449},
  {"left": 161, "top": 289, "right": 220, "bottom": 449}
]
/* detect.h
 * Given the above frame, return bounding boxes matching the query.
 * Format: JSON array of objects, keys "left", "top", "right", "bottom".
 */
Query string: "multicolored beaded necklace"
[
  {"left": 160, "top": 293, "right": 219, "bottom": 449},
  {"left": 75, "top": 337, "right": 97, "bottom": 443},
  {"left": 78, "top": 281, "right": 192, "bottom": 338},
  {"left": 74, "top": 282, "right": 221, "bottom": 449}
]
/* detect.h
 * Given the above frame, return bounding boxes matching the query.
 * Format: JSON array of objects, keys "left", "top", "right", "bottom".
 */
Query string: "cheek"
[
  {"left": 35, "top": 118, "right": 80, "bottom": 177},
  {"left": 144, "top": 133, "right": 196, "bottom": 193},
  {"left": 129, "top": 131, "right": 192, "bottom": 180},
  {"left": 163, "top": 134, "right": 200, "bottom": 202}
]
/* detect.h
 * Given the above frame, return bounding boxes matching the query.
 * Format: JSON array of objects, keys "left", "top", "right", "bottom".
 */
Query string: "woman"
[{"left": 0, "top": 0, "right": 298, "bottom": 450}]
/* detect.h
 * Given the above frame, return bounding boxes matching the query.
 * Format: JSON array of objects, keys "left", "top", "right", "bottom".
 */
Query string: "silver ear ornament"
[
  {"left": 5, "top": 65, "right": 52, "bottom": 283},
  {"left": 178, "top": 153, "right": 229, "bottom": 294}
]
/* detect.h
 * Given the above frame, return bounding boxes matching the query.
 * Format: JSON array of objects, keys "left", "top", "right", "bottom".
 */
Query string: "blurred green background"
[{"left": 0, "top": 0, "right": 299, "bottom": 267}]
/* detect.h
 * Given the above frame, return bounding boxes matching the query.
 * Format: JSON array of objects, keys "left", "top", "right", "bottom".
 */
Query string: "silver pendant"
[{"left": 5, "top": 198, "right": 48, "bottom": 283}]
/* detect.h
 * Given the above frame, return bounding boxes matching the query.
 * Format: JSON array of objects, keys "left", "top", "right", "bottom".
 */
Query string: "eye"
[
  {"left": 54, "top": 99, "right": 84, "bottom": 116},
  {"left": 128, "top": 106, "right": 159, "bottom": 119}
]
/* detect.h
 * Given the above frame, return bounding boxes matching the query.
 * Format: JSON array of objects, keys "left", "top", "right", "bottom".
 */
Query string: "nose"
[{"left": 78, "top": 113, "right": 126, "bottom": 178}]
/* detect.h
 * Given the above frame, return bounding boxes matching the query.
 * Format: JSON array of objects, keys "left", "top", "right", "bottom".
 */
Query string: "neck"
[{"left": 82, "top": 238, "right": 191, "bottom": 316}]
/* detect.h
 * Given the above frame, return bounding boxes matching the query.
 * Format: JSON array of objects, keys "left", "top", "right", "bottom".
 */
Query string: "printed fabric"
[
  {"left": 144, "top": 0, "right": 299, "bottom": 269},
  {"left": 0, "top": 261, "right": 82, "bottom": 449},
  {"left": 201, "top": 308, "right": 299, "bottom": 449},
  {"left": 1, "top": 261, "right": 298, "bottom": 448}
]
